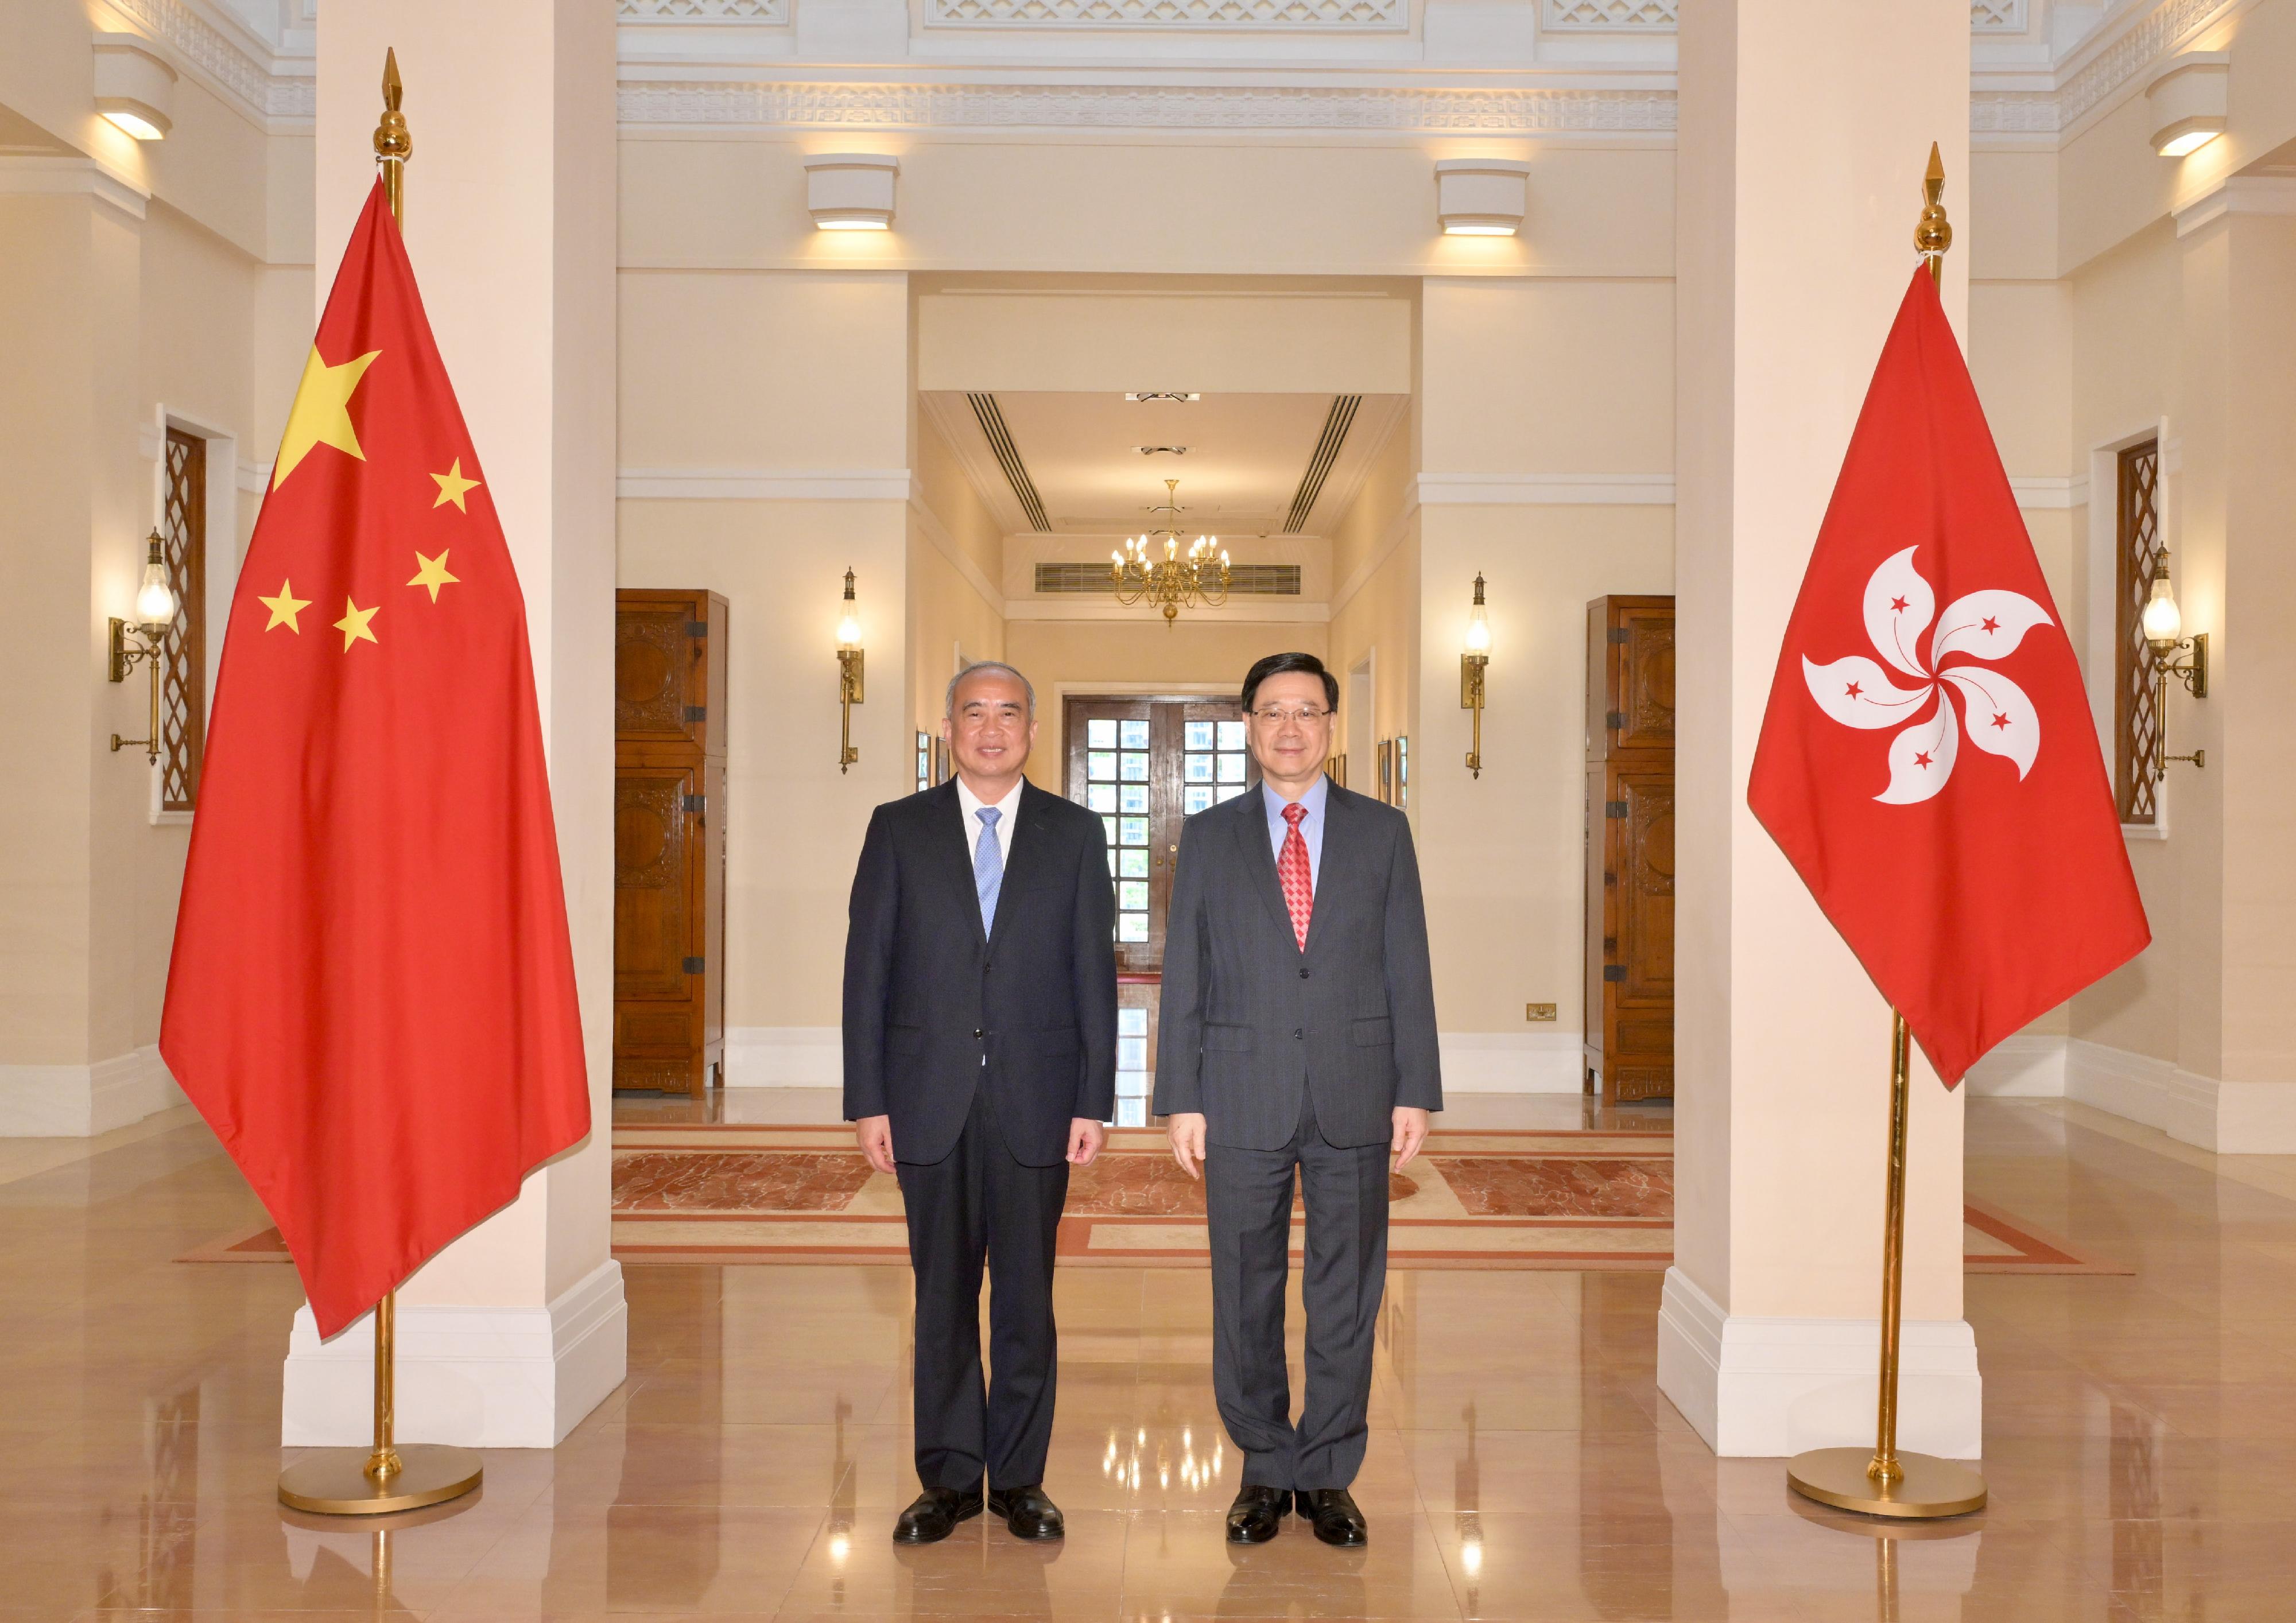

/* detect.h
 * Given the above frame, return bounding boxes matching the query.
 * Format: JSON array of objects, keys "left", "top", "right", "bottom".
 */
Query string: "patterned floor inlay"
[{"left": 180, "top": 1120, "right": 2126, "bottom": 1275}]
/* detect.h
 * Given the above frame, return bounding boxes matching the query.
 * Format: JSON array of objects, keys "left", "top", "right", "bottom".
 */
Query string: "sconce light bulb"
[
  {"left": 134, "top": 534, "right": 177, "bottom": 632},
  {"left": 2141, "top": 584, "right": 2182, "bottom": 649},
  {"left": 1464, "top": 603, "right": 1491, "bottom": 657},
  {"left": 836, "top": 612, "right": 862, "bottom": 650}
]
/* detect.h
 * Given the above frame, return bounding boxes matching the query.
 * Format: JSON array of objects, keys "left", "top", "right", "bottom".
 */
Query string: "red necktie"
[{"left": 1278, "top": 801, "right": 1313, "bottom": 952}]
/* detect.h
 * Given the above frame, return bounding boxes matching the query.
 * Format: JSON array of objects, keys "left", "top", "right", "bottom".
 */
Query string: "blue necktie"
[{"left": 974, "top": 806, "right": 1003, "bottom": 935}]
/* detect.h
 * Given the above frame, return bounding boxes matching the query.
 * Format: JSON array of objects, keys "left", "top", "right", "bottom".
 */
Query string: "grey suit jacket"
[{"left": 1151, "top": 779, "right": 1441, "bottom": 1150}]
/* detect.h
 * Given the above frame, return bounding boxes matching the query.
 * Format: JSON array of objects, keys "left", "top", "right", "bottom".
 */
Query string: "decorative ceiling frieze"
[
  {"left": 1969, "top": 0, "right": 2027, "bottom": 30},
  {"left": 926, "top": 0, "right": 1405, "bottom": 29},
  {"left": 618, "top": 0, "right": 792, "bottom": 19},
  {"left": 616, "top": 80, "right": 1679, "bottom": 131},
  {"left": 1541, "top": 0, "right": 1677, "bottom": 29},
  {"left": 106, "top": 0, "right": 311, "bottom": 121}
]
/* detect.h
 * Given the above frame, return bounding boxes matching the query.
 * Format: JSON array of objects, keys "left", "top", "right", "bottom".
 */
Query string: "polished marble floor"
[{"left": 5, "top": 1093, "right": 2294, "bottom": 1620}]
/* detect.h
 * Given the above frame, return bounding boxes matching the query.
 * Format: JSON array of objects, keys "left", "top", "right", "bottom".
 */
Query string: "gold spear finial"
[
  {"left": 1914, "top": 141, "right": 1951, "bottom": 282},
  {"left": 374, "top": 48, "right": 410, "bottom": 228}
]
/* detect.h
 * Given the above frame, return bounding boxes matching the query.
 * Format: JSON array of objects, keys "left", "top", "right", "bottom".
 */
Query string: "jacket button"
[
  {"left": 1293, "top": 1029, "right": 1304, "bottom": 1040},
  {"left": 974, "top": 1028, "right": 983, "bottom": 1039},
  {"left": 1299, "top": 968, "right": 1310, "bottom": 979}
]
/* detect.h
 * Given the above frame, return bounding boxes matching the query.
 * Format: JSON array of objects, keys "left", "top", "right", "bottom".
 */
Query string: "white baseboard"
[
  {"left": 1437, "top": 1030, "right": 1583, "bottom": 1093},
  {"left": 0, "top": 1046, "right": 185, "bottom": 1137},
  {"left": 1655, "top": 1268, "right": 1982, "bottom": 1460},
  {"left": 282, "top": 1260, "right": 628, "bottom": 1449},
  {"left": 1964, "top": 1034, "right": 2069, "bottom": 1097},
  {"left": 2064, "top": 1038, "right": 2296, "bottom": 1154},
  {"left": 727, "top": 1026, "right": 1584, "bottom": 1095}
]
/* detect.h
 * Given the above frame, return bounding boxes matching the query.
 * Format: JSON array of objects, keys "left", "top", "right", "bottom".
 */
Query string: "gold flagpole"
[
  {"left": 1783, "top": 147, "right": 1988, "bottom": 1522},
  {"left": 277, "top": 50, "right": 482, "bottom": 1518}
]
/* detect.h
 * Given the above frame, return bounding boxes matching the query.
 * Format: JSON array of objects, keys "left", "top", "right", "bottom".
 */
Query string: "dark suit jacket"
[
  {"left": 1151, "top": 780, "right": 1441, "bottom": 1151},
  {"left": 843, "top": 778, "right": 1118, "bottom": 1167}
]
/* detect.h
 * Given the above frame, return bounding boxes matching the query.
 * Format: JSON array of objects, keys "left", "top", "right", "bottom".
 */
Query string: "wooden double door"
[
  {"left": 1061, "top": 696, "right": 1258, "bottom": 978},
  {"left": 1584, "top": 595, "right": 1675, "bottom": 1105},
  {"left": 614, "top": 589, "right": 728, "bottom": 1098}
]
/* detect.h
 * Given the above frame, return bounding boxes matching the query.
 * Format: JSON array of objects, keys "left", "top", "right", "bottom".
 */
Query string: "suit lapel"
[
  {"left": 1305, "top": 783, "right": 1366, "bottom": 958},
  {"left": 930, "top": 779, "right": 990, "bottom": 947},
  {"left": 1231, "top": 784, "right": 1298, "bottom": 951},
  {"left": 986, "top": 782, "right": 1057, "bottom": 952}
]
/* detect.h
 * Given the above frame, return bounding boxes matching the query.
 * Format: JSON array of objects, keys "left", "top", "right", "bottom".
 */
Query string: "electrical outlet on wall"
[{"left": 1525, "top": 1003, "right": 1557, "bottom": 1022}]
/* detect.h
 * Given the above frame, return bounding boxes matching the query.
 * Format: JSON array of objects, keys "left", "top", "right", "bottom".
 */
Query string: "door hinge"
[
  {"left": 682, "top": 956, "right": 705, "bottom": 976},
  {"left": 1603, "top": 965, "right": 1626, "bottom": 983},
  {"left": 685, "top": 620, "right": 709, "bottom": 637},
  {"left": 1608, "top": 627, "right": 1630, "bottom": 644},
  {"left": 1605, "top": 800, "right": 1628, "bottom": 818},
  {"left": 1605, "top": 710, "right": 1626, "bottom": 730},
  {"left": 684, "top": 705, "right": 706, "bottom": 723},
  {"left": 682, "top": 793, "right": 705, "bottom": 814}
]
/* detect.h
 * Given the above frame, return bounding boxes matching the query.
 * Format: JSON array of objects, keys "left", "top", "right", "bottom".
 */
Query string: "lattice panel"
[
  {"left": 1541, "top": 0, "right": 1677, "bottom": 28},
  {"left": 160, "top": 431, "right": 205, "bottom": 812},
  {"left": 2115, "top": 443, "right": 2163, "bottom": 824},
  {"left": 1970, "top": 0, "right": 2027, "bottom": 29},
  {"left": 618, "top": 0, "right": 789, "bottom": 17},
  {"left": 930, "top": 0, "right": 1405, "bottom": 25}
]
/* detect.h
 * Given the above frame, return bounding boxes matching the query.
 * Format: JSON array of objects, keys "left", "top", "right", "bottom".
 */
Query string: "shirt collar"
[
  {"left": 1262, "top": 775, "right": 1328, "bottom": 822},
  {"left": 957, "top": 775, "right": 1025, "bottom": 822}
]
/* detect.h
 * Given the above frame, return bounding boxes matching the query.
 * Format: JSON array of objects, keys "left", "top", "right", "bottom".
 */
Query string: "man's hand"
[
  {"left": 1391, "top": 1106, "right": 1432, "bottom": 1172},
  {"left": 1068, "top": 1117, "right": 1108, "bottom": 1166},
  {"left": 1167, "top": 1111, "right": 1208, "bottom": 1181},
  {"left": 855, "top": 1114, "right": 896, "bottom": 1176}
]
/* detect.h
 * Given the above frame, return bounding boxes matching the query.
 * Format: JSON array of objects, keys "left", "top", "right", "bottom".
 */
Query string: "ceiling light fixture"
[
  {"left": 2147, "top": 53, "right": 2229, "bottom": 158},
  {"left": 1137, "top": 445, "right": 1188, "bottom": 456},
  {"left": 1112, "top": 479, "right": 1230, "bottom": 627},
  {"left": 1124, "top": 392, "right": 1201, "bottom": 403},
  {"left": 804, "top": 153, "right": 899, "bottom": 230},
  {"left": 93, "top": 33, "right": 176, "bottom": 141},
  {"left": 1436, "top": 158, "right": 1530, "bottom": 236}
]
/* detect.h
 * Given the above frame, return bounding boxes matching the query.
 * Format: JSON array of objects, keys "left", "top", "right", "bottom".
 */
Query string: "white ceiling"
[{"left": 925, "top": 389, "right": 1406, "bottom": 542}]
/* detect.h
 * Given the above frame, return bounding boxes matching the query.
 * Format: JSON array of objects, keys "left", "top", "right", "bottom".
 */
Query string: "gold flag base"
[
  {"left": 279, "top": 1444, "right": 483, "bottom": 1516},
  {"left": 1787, "top": 1447, "right": 1986, "bottom": 1520}
]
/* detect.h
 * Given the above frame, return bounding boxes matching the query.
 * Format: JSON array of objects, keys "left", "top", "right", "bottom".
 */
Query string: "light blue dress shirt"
[{"left": 1262, "top": 774, "right": 1328, "bottom": 890}]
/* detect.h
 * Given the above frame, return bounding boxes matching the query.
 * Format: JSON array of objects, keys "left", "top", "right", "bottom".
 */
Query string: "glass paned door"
[{"left": 1064, "top": 696, "right": 1256, "bottom": 977}]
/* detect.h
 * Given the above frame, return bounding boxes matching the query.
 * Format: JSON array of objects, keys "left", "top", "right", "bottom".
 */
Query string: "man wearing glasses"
[{"left": 1154, "top": 651, "right": 1442, "bottom": 1548}]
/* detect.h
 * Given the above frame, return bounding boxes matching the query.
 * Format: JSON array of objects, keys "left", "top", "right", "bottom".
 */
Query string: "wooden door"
[
  {"left": 614, "top": 589, "right": 727, "bottom": 1098},
  {"left": 1062, "top": 697, "right": 1255, "bottom": 978},
  {"left": 1584, "top": 596, "right": 1675, "bottom": 1105}
]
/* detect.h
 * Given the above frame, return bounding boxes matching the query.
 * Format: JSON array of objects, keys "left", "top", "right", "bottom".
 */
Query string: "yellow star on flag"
[
  {"left": 430, "top": 459, "right": 481, "bottom": 512},
  {"left": 334, "top": 597, "right": 379, "bottom": 651},
  {"left": 257, "top": 580, "right": 311, "bottom": 632},
  {"left": 409, "top": 550, "right": 460, "bottom": 603},
  {"left": 274, "top": 345, "right": 381, "bottom": 490}
]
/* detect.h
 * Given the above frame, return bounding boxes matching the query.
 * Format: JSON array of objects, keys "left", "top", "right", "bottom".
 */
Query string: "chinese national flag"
[
  {"left": 1747, "top": 268, "right": 2149, "bottom": 1086},
  {"left": 161, "top": 181, "right": 589, "bottom": 1338}
]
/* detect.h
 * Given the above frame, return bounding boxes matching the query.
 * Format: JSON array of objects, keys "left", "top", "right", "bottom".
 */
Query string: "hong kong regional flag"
[
  {"left": 161, "top": 181, "right": 589, "bottom": 1337},
  {"left": 1748, "top": 267, "right": 2148, "bottom": 1085}
]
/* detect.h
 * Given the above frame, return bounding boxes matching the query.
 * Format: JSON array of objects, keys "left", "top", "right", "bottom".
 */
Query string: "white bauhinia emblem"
[{"left": 1801, "top": 546, "right": 2053, "bottom": 804}]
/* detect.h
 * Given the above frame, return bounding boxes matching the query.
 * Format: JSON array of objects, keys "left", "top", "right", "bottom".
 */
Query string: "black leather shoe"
[
  {"left": 1225, "top": 1483, "right": 1291, "bottom": 1544},
  {"left": 893, "top": 1485, "right": 983, "bottom": 1544},
  {"left": 987, "top": 1483, "right": 1065, "bottom": 1540},
  {"left": 1297, "top": 1488, "right": 1368, "bottom": 1547}
]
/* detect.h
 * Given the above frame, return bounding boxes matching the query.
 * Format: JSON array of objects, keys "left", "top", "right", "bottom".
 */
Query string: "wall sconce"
[
  {"left": 93, "top": 32, "right": 176, "bottom": 140},
  {"left": 836, "top": 568, "right": 864, "bottom": 775},
  {"left": 805, "top": 153, "right": 899, "bottom": 230},
  {"left": 109, "top": 530, "right": 177, "bottom": 763},
  {"left": 2142, "top": 546, "right": 2208, "bottom": 775},
  {"left": 1436, "top": 159, "right": 1530, "bottom": 236},
  {"left": 1460, "top": 573, "right": 1490, "bottom": 779},
  {"left": 2146, "top": 52, "right": 2229, "bottom": 157}
]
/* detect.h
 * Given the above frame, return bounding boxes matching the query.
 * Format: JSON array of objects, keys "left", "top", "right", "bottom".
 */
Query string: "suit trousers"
[
  {"left": 1203, "top": 1085, "right": 1390, "bottom": 1492},
  {"left": 895, "top": 1081, "right": 1069, "bottom": 1492}
]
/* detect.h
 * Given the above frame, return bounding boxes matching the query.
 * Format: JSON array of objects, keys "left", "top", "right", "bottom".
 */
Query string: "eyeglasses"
[{"left": 1249, "top": 706, "right": 1331, "bottom": 725}]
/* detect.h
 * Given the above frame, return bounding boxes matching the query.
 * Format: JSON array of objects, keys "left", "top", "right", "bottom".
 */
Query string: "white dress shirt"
[
  {"left": 1261, "top": 774, "right": 1328, "bottom": 890},
  {"left": 956, "top": 774, "right": 1024, "bottom": 867}
]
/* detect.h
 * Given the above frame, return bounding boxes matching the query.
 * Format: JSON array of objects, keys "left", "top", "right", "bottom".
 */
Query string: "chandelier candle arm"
[{"left": 1108, "top": 477, "right": 1231, "bottom": 626}]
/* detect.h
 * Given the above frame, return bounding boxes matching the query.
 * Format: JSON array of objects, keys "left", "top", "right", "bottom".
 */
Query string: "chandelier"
[{"left": 1111, "top": 479, "right": 1231, "bottom": 625}]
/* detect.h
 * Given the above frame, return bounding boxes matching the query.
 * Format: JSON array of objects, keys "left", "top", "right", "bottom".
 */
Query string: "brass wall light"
[
  {"left": 1460, "top": 573, "right": 1490, "bottom": 778},
  {"left": 109, "top": 530, "right": 179, "bottom": 764},
  {"left": 836, "top": 568, "right": 864, "bottom": 774},
  {"left": 2142, "top": 545, "right": 2208, "bottom": 775}
]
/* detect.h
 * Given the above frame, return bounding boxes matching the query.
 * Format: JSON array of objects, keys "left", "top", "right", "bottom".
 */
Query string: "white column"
[
  {"left": 1661, "top": 0, "right": 1979, "bottom": 1459},
  {"left": 283, "top": 0, "right": 623, "bottom": 1449}
]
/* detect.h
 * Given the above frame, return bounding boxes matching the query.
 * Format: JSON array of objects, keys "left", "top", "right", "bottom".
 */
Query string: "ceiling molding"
[
  {"left": 102, "top": 0, "right": 313, "bottom": 127},
  {"left": 1541, "top": 1, "right": 1677, "bottom": 29},
  {"left": 0, "top": 156, "right": 148, "bottom": 220},
  {"left": 619, "top": 0, "right": 790, "bottom": 18},
  {"left": 1415, "top": 472, "right": 1674, "bottom": 504},
  {"left": 928, "top": 0, "right": 1405, "bottom": 28},
  {"left": 615, "top": 467, "right": 913, "bottom": 499}
]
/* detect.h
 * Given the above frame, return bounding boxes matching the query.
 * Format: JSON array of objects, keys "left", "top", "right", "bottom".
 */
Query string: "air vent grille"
[
  {"left": 967, "top": 393, "right": 1051, "bottom": 533},
  {"left": 1035, "top": 562, "right": 1301, "bottom": 597},
  {"left": 1283, "top": 394, "right": 1362, "bottom": 534}
]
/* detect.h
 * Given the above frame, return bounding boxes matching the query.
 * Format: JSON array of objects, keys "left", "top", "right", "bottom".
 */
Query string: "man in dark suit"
[
  {"left": 844, "top": 660, "right": 1116, "bottom": 1545},
  {"left": 1153, "top": 651, "right": 1441, "bottom": 1549}
]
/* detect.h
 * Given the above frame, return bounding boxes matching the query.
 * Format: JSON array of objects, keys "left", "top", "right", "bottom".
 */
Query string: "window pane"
[
  {"left": 1115, "top": 1096, "right": 1147, "bottom": 1127},
  {"left": 1120, "top": 785, "right": 1149, "bottom": 814},
  {"left": 1102, "top": 814, "right": 1118, "bottom": 847},
  {"left": 1119, "top": 912, "right": 1149, "bottom": 942},
  {"left": 1217, "top": 753, "right": 1247, "bottom": 783},
  {"left": 1118, "top": 1008, "right": 1149, "bottom": 1035},
  {"left": 1184, "top": 786, "right": 1214, "bottom": 816},
  {"left": 1120, "top": 719, "right": 1150, "bottom": 748},
  {"left": 1106, "top": 847, "right": 1118, "bottom": 876},
  {"left": 1217, "top": 721, "right": 1246, "bottom": 750},
  {"left": 1184, "top": 721, "right": 1216, "bottom": 750},
  {"left": 1117, "top": 1036, "right": 1148, "bottom": 1071},
  {"left": 1088, "top": 718, "right": 1117, "bottom": 747},
  {"left": 1119, "top": 848, "right": 1149, "bottom": 877},
  {"left": 1184, "top": 753, "right": 1215, "bottom": 782},
  {"left": 1217, "top": 783, "right": 1247, "bottom": 803},
  {"left": 1120, "top": 752, "right": 1149, "bottom": 782},
  {"left": 1119, "top": 880, "right": 1150, "bottom": 911},
  {"left": 1120, "top": 816, "right": 1149, "bottom": 847},
  {"left": 1088, "top": 751, "right": 1116, "bottom": 781},
  {"left": 1088, "top": 783, "right": 1117, "bottom": 813}
]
